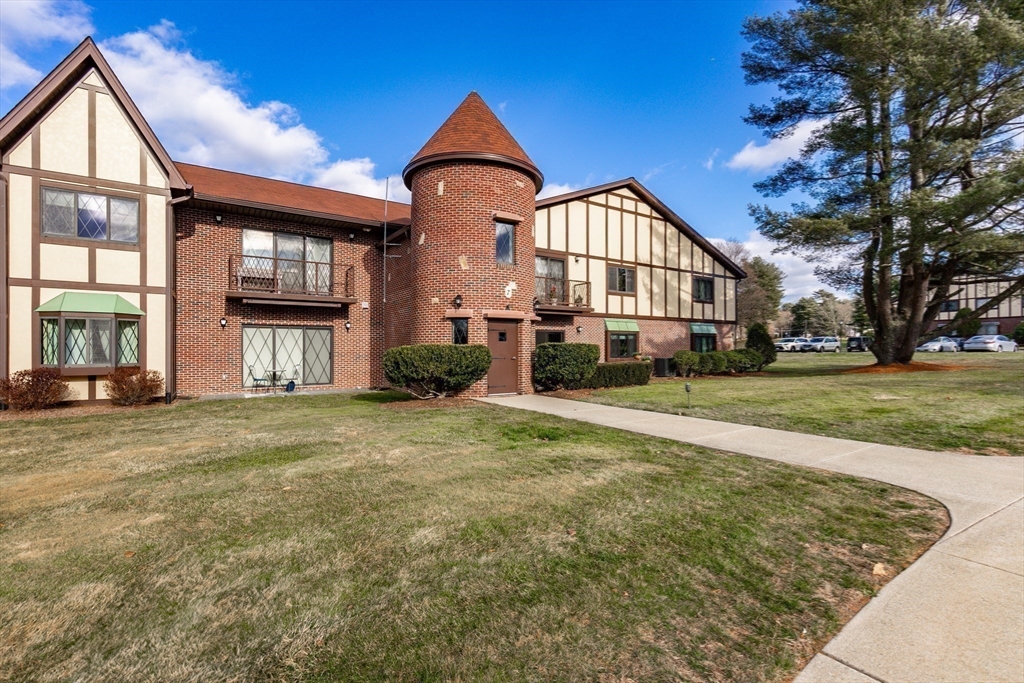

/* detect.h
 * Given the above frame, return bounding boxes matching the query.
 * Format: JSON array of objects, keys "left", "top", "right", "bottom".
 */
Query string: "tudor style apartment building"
[{"left": 1, "top": 39, "right": 743, "bottom": 401}]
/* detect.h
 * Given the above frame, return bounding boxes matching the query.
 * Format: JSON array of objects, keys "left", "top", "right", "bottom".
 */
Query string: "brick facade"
[
  {"left": 174, "top": 207, "right": 384, "bottom": 397},
  {"left": 387, "top": 160, "right": 538, "bottom": 396},
  {"left": 534, "top": 315, "right": 735, "bottom": 360}
]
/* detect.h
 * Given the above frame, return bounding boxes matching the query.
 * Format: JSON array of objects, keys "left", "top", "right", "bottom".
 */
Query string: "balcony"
[
  {"left": 534, "top": 277, "right": 593, "bottom": 314},
  {"left": 226, "top": 254, "right": 357, "bottom": 307}
]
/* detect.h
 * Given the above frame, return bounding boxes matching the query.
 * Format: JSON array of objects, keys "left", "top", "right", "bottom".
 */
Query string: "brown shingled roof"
[
  {"left": 402, "top": 92, "right": 543, "bottom": 192},
  {"left": 176, "top": 162, "right": 410, "bottom": 226}
]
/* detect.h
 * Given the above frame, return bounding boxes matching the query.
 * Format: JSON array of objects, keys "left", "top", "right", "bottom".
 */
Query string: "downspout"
[
  {"left": 0, "top": 167, "right": 8, "bottom": 410},
  {"left": 165, "top": 186, "right": 192, "bottom": 404}
]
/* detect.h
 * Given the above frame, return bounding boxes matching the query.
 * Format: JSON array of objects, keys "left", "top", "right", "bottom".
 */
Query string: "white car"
[
  {"left": 775, "top": 337, "right": 810, "bottom": 352},
  {"left": 962, "top": 335, "right": 1018, "bottom": 352},
  {"left": 800, "top": 336, "right": 841, "bottom": 353},
  {"left": 916, "top": 336, "right": 959, "bottom": 353}
]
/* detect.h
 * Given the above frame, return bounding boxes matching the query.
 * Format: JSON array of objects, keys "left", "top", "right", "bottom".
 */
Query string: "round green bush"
[
  {"left": 1013, "top": 322, "right": 1024, "bottom": 345},
  {"left": 738, "top": 348, "right": 764, "bottom": 372},
  {"left": 383, "top": 344, "right": 491, "bottom": 398},
  {"left": 952, "top": 307, "right": 981, "bottom": 339},
  {"left": 534, "top": 343, "right": 600, "bottom": 390},
  {"left": 745, "top": 322, "right": 777, "bottom": 370},
  {"left": 724, "top": 350, "right": 748, "bottom": 373},
  {"left": 672, "top": 350, "right": 701, "bottom": 377}
]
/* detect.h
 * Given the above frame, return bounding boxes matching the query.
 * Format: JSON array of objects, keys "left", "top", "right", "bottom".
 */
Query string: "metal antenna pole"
[{"left": 382, "top": 178, "right": 389, "bottom": 304}]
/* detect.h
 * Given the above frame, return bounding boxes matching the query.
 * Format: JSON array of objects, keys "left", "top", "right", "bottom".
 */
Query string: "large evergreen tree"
[{"left": 741, "top": 0, "right": 1024, "bottom": 364}]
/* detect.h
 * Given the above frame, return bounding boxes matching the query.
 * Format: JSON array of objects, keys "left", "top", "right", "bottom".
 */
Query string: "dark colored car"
[{"left": 847, "top": 336, "right": 873, "bottom": 352}]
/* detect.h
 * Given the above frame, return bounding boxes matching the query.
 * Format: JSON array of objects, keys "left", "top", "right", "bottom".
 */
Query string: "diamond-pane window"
[
  {"left": 303, "top": 328, "right": 332, "bottom": 385},
  {"left": 117, "top": 320, "right": 140, "bottom": 365},
  {"left": 65, "top": 319, "right": 87, "bottom": 365},
  {"left": 41, "top": 319, "right": 60, "bottom": 365},
  {"left": 694, "top": 277, "right": 714, "bottom": 302},
  {"left": 452, "top": 318, "right": 468, "bottom": 345},
  {"left": 77, "top": 193, "right": 107, "bottom": 239},
  {"left": 88, "top": 319, "right": 113, "bottom": 365},
  {"left": 109, "top": 198, "right": 139, "bottom": 242},
  {"left": 42, "top": 189, "right": 76, "bottom": 236},
  {"left": 496, "top": 221, "right": 515, "bottom": 265}
]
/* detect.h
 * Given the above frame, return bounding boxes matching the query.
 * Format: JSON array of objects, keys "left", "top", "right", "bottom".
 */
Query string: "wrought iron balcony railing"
[
  {"left": 228, "top": 255, "right": 355, "bottom": 299},
  {"left": 535, "top": 277, "right": 591, "bottom": 309}
]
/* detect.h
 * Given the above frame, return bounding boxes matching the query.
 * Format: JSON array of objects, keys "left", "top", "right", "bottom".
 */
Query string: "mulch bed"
[
  {"left": 841, "top": 361, "right": 966, "bottom": 374},
  {"left": 380, "top": 397, "right": 476, "bottom": 411},
  {"left": 0, "top": 400, "right": 169, "bottom": 423}
]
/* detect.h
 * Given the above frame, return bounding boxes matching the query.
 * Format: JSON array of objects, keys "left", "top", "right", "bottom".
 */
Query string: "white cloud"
[
  {"left": 0, "top": 0, "right": 94, "bottom": 89},
  {"left": 702, "top": 148, "right": 720, "bottom": 171},
  {"left": 726, "top": 119, "right": 824, "bottom": 172},
  {"left": 498, "top": 100, "right": 507, "bottom": 113},
  {"left": 312, "top": 158, "right": 406, "bottom": 201},
  {"left": 537, "top": 182, "right": 581, "bottom": 199},
  {"left": 735, "top": 230, "right": 842, "bottom": 302}
]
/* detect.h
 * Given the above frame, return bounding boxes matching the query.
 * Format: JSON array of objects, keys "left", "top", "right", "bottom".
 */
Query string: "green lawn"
[
  {"left": 582, "top": 351, "right": 1024, "bottom": 455},
  {"left": 0, "top": 393, "right": 945, "bottom": 681}
]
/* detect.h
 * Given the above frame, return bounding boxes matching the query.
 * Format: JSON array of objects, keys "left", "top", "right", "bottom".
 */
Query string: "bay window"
[{"left": 40, "top": 315, "right": 140, "bottom": 373}]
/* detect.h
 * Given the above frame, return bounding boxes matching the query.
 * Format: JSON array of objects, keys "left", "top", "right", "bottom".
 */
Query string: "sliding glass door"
[{"left": 242, "top": 325, "right": 332, "bottom": 387}]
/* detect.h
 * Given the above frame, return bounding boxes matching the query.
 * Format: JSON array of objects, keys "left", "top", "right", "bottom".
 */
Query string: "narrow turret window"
[{"left": 496, "top": 221, "right": 515, "bottom": 265}]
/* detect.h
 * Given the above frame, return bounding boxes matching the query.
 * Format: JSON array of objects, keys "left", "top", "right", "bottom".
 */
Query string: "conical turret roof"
[{"left": 403, "top": 92, "right": 543, "bottom": 191}]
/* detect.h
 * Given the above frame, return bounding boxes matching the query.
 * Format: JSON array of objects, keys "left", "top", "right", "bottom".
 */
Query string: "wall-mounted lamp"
[
  {"left": 574, "top": 256, "right": 580, "bottom": 263},
  {"left": 215, "top": 215, "right": 223, "bottom": 223},
  {"left": 453, "top": 294, "right": 463, "bottom": 309},
  {"left": 349, "top": 233, "right": 355, "bottom": 241},
  {"left": 344, "top": 321, "right": 352, "bottom": 331},
  {"left": 576, "top": 325, "right": 583, "bottom": 334},
  {"left": 219, "top": 317, "right": 227, "bottom": 328}
]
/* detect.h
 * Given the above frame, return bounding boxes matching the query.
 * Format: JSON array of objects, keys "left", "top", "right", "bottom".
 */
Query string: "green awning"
[
  {"left": 690, "top": 323, "right": 717, "bottom": 334},
  {"left": 35, "top": 292, "right": 145, "bottom": 316},
  {"left": 605, "top": 319, "right": 640, "bottom": 332}
]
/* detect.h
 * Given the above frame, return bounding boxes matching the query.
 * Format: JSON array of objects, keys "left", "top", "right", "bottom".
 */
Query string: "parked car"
[
  {"left": 800, "top": 336, "right": 841, "bottom": 353},
  {"left": 948, "top": 336, "right": 966, "bottom": 351},
  {"left": 775, "top": 337, "right": 809, "bottom": 352},
  {"left": 847, "top": 336, "right": 873, "bottom": 352},
  {"left": 915, "top": 336, "right": 959, "bottom": 353},
  {"left": 962, "top": 335, "right": 1019, "bottom": 352}
]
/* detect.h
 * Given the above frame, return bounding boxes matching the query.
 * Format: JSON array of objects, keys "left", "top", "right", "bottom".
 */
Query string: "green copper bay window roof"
[
  {"left": 690, "top": 323, "right": 716, "bottom": 334},
  {"left": 604, "top": 319, "right": 640, "bottom": 332},
  {"left": 36, "top": 292, "right": 145, "bottom": 316}
]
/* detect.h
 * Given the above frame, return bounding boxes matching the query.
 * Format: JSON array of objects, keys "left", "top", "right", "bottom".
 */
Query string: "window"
[
  {"left": 609, "top": 332, "right": 638, "bottom": 359},
  {"left": 535, "top": 256, "right": 567, "bottom": 301},
  {"left": 496, "top": 221, "right": 515, "bottom": 265},
  {"left": 694, "top": 277, "right": 714, "bottom": 303},
  {"left": 242, "top": 326, "right": 332, "bottom": 387},
  {"left": 536, "top": 330, "right": 564, "bottom": 345},
  {"left": 607, "top": 266, "right": 636, "bottom": 294},
  {"left": 452, "top": 318, "right": 469, "bottom": 345},
  {"left": 692, "top": 334, "right": 716, "bottom": 353},
  {"left": 40, "top": 316, "right": 140, "bottom": 370},
  {"left": 975, "top": 297, "right": 991, "bottom": 310},
  {"left": 42, "top": 188, "right": 139, "bottom": 243},
  {"left": 939, "top": 300, "right": 960, "bottom": 313},
  {"left": 979, "top": 322, "right": 999, "bottom": 335},
  {"left": 242, "top": 229, "right": 332, "bottom": 294}
]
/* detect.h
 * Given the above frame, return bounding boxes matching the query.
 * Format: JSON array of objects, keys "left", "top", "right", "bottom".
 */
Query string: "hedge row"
[
  {"left": 672, "top": 348, "right": 764, "bottom": 377},
  {"left": 581, "top": 361, "right": 652, "bottom": 389},
  {"left": 534, "top": 343, "right": 601, "bottom": 390}
]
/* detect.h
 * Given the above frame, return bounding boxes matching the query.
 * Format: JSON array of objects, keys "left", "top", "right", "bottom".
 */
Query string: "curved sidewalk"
[{"left": 481, "top": 395, "right": 1024, "bottom": 683}]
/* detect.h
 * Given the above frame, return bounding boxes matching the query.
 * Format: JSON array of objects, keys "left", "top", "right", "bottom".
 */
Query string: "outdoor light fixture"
[
  {"left": 215, "top": 215, "right": 222, "bottom": 223},
  {"left": 685, "top": 382, "right": 692, "bottom": 409},
  {"left": 454, "top": 294, "right": 463, "bottom": 308},
  {"left": 344, "top": 321, "right": 352, "bottom": 331},
  {"left": 219, "top": 317, "right": 227, "bottom": 328},
  {"left": 349, "top": 233, "right": 355, "bottom": 241},
  {"left": 576, "top": 325, "right": 583, "bottom": 334}
]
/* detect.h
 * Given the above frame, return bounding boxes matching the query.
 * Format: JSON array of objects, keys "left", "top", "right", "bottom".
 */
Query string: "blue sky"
[{"left": 1, "top": 0, "right": 833, "bottom": 299}]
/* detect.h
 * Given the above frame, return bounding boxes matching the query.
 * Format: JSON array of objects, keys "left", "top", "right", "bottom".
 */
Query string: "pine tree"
[{"left": 741, "top": 0, "right": 1024, "bottom": 364}]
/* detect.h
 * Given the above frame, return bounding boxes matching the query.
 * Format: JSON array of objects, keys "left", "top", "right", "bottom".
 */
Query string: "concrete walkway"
[{"left": 481, "top": 395, "right": 1024, "bottom": 683}]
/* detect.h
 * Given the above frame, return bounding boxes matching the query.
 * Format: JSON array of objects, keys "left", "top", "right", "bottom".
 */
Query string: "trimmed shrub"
[
  {"left": 1014, "top": 322, "right": 1024, "bottom": 345},
  {"left": 704, "top": 351, "right": 729, "bottom": 375},
  {"left": 583, "top": 361, "right": 652, "bottom": 388},
  {"left": 672, "top": 350, "right": 701, "bottom": 377},
  {"left": 104, "top": 367, "right": 164, "bottom": 406},
  {"left": 0, "top": 368, "right": 70, "bottom": 410},
  {"left": 737, "top": 348, "right": 764, "bottom": 372},
  {"left": 383, "top": 344, "right": 491, "bottom": 398},
  {"left": 745, "top": 322, "right": 777, "bottom": 370},
  {"left": 952, "top": 307, "right": 981, "bottom": 338},
  {"left": 724, "top": 350, "right": 748, "bottom": 373},
  {"left": 534, "top": 343, "right": 600, "bottom": 390}
]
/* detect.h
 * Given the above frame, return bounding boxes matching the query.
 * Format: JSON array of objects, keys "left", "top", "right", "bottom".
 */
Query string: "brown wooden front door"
[{"left": 487, "top": 320, "right": 518, "bottom": 395}]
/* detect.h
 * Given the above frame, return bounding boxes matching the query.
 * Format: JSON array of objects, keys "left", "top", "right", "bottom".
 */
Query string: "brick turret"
[{"left": 397, "top": 92, "right": 542, "bottom": 395}]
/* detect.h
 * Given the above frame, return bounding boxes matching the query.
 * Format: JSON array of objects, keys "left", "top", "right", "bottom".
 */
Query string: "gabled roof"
[
  {"left": 0, "top": 37, "right": 188, "bottom": 192},
  {"left": 403, "top": 92, "right": 543, "bottom": 192},
  {"left": 536, "top": 178, "right": 747, "bottom": 278},
  {"left": 177, "top": 162, "right": 411, "bottom": 227}
]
